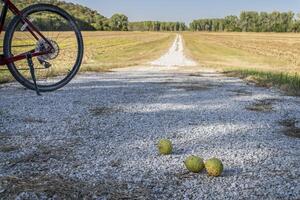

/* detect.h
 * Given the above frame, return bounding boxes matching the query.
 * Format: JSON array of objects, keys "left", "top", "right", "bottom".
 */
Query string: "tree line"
[
  {"left": 10, "top": 0, "right": 106, "bottom": 30},
  {"left": 190, "top": 11, "right": 300, "bottom": 32},
  {"left": 5, "top": 1, "right": 184, "bottom": 31},
  {"left": 128, "top": 21, "right": 187, "bottom": 31},
  {"left": 6, "top": 1, "right": 300, "bottom": 32},
  {"left": 6, "top": 0, "right": 128, "bottom": 31}
]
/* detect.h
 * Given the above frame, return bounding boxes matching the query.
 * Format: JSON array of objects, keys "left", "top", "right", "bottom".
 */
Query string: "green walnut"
[
  {"left": 184, "top": 155, "right": 205, "bottom": 173},
  {"left": 205, "top": 158, "right": 224, "bottom": 177},
  {"left": 157, "top": 139, "right": 173, "bottom": 155}
]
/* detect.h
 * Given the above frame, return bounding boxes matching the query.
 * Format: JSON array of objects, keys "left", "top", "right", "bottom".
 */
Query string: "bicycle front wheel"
[{"left": 4, "top": 4, "right": 84, "bottom": 92}]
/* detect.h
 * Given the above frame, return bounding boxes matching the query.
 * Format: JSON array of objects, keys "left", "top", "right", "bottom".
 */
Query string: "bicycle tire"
[{"left": 3, "top": 4, "right": 84, "bottom": 92}]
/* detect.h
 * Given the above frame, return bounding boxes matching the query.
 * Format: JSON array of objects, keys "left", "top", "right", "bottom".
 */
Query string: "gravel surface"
[
  {"left": 150, "top": 34, "right": 197, "bottom": 67},
  {"left": 0, "top": 36, "right": 300, "bottom": 199}
]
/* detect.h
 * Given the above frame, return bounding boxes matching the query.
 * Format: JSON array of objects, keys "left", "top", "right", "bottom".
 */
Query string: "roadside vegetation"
[
  {"left": 128, "top": 21, "right": 187, "bottom": 31},
  {"left": 183, "top": 32, "right": 300, "bottom": 95},
  {"left": 190, "top": 11, "right": 300, "bottom": 32}
]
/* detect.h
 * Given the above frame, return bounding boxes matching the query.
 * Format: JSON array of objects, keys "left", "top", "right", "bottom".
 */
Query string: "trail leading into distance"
[
  {"left": 0, "top": 34, "right": 299, "bottom": 199},
  {"left": 150, "top": 34, "right": 198, "bottom": 67}
]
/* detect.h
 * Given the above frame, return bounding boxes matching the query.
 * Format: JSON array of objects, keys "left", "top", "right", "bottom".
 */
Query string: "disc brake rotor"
[{"left": 35, "top": 39, "right": 60, "bottom": 61}]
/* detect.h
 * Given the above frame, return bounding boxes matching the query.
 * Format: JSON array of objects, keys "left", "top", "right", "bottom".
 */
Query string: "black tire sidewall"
[{"left": 4, "top": 4, "right": 84, "bottom": 92}]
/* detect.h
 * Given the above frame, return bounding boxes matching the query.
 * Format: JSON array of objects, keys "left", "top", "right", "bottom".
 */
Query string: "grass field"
[
  {"left": 1, "top": 31, "right": 300, "bottom": 95},
  {"left": 183, "top": 32, "right": 300, "bottom": 95},
  {"left": 81, "top": 32, "right": 175, "bottom": 71},
  {"left": 0, "top": 31, "right": 175, "bottom": 83}
]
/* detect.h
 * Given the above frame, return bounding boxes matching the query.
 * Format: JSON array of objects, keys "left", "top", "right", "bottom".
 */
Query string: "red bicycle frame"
[{"left": 0, "top": 0, "right": 53, "bottom": 66}]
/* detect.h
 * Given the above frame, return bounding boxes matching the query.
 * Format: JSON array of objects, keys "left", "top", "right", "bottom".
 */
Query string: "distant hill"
[
  {"left": 6, "top": 1, "right": 187, "bottom": 32},
  {"left": 10, "top": 0, "right": 107, "bottom": 30}
]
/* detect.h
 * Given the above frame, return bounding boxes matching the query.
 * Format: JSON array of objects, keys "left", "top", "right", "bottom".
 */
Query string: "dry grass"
[
  {"left": 0, "top": 70, "right": 12, "bottom": 84},
  {"left": 81, "top": 31, "right": 175, "bottom": 71},
  {"left": 229, "top": 89, "right": 252, "bottom": 96},
  {"left": 7, "top": 145, "right": 70, "bottom": 168},
  {"left": 183, "top": 32, "right": 300, "bottom": 72},
  {"left": 0, "top": 31, "right": 175, "bottom": 83},
  {"left": 158, "top": 81, "right": 218, "bottom": 91},
  {"left": 183, "top": 32, "right": 300, "bottom": 95},
  {"left": 6, "top": 138, "right": 82, "bottom": 168},
  {"left": 188, "top": 73, "right": 203, "bottom": 77},
  {"left": 278, "top": 119, "right": 300, "bottom": 138},
  {"left": 0, "top": 145, "right": 19, "bottom": 153},
  {"left": 89, "top": 106, "right": 121, "bottom": 116},
  {"left": 246, "top": 101, "right": 273, "bottom": 112},
  {"left": 0, "top": 174, "right": 152, "bottom": 199},
  {"left": 23, "top": 117, "right": 47, "bottom": 124},
  {"left": 175, "top": 84, "right": 215, "bottom": 91},
  {"left": 245, "top": 99, "right": 279, "bottom": 112}
]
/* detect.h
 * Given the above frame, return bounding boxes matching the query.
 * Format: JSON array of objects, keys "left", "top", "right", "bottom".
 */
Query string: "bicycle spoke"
[{"left": 7, "top": 6, "right": 82, "bottom": 91}]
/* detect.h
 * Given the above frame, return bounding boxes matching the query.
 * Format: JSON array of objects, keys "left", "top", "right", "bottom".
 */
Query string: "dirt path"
[
  {"left": 0, "top": 35, "right": 299, "bottom": 199},
  {"left": 150, "top": 34, "right": 197, "bottom": 67}
]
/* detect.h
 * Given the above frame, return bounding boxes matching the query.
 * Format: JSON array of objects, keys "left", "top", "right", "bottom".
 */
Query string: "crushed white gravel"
[
  {"left": 150, "top": 34, "right": 197, "bottom": 67},
  {"left": 0, "top": 35, "right": 299, "bottom": 199}
]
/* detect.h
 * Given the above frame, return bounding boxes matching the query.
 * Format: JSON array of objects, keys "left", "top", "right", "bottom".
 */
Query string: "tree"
[
  {"left": 109, "top": 14, "right": 128, "bottom": 31},
  {"left": 293, "top": 13, "right": 300, "bottom": 32},
  {"left": 224, "top": 15, "right": 239, "bottom": 31},
  {"left": 191, "top": 11, "right": 298, "bottom": 33},
  {"left": 259, "top": 12, "right": 271, "bottom": 32},
  {"left": 128, "top": 21, "right": 187, "bottom": 32},
  {"left": 240, "top": 11, "right": 259, "bottom": 32},
  {"left": 103, "top": 20, "right": 111, "bottom": 31},
  {"left": 282, "top": 11, "right": 294, "bottom": 32}
]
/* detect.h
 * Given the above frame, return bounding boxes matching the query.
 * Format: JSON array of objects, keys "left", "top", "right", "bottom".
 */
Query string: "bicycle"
[{"left": 0, "top": 0, "right": 84, "bottom": 95}]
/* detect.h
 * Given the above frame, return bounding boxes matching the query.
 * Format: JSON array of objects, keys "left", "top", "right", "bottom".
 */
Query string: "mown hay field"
[
  {"left": 0, "top": 31, "right": 175, "bottom": 83},
  {"left": 81, "top": 31, "right": 175, "bottom": 71},
  {"left": 183, "top": 32, "right": 300, "bottom": 94}
]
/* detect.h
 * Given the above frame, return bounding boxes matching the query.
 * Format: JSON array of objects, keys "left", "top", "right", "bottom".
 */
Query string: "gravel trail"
[
  {"left": 150, "top": 34, "right": 197, "bottom": 67},
  {"left": 0, "top": 35, "right": 299, "bottom": 199}
]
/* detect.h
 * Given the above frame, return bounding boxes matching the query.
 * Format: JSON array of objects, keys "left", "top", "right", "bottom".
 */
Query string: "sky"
[{"left": 66, "top": 0, "right": 300, "bottom": 24}]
